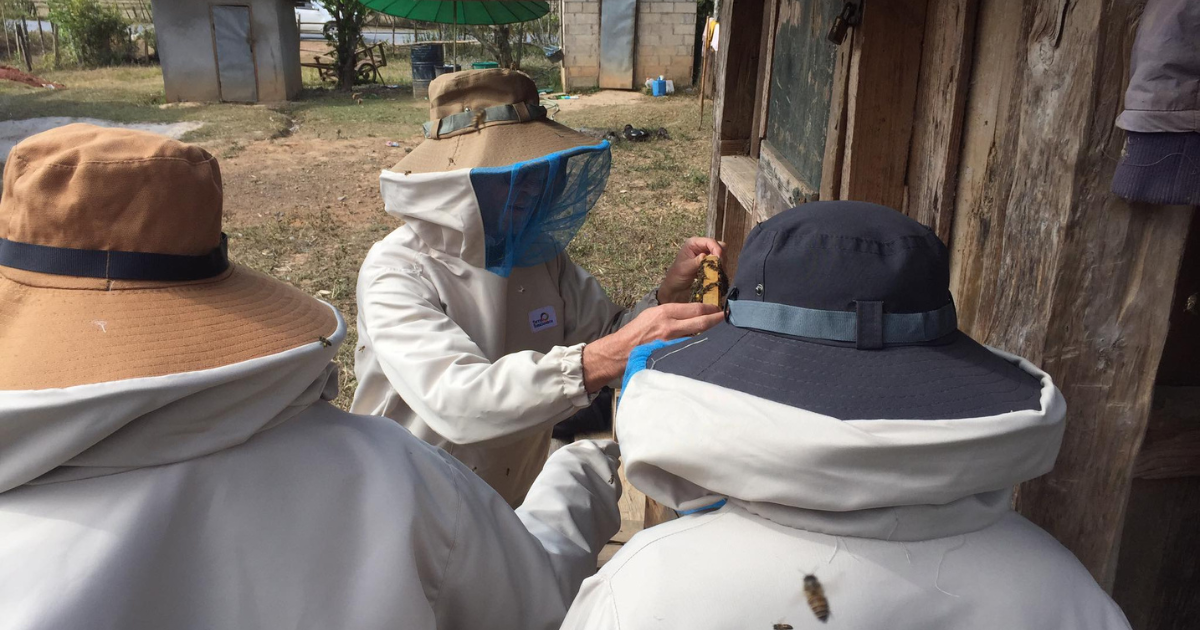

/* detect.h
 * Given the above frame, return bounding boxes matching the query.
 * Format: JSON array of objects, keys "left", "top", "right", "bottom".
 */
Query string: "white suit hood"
[
  {"left": 617, "top": 345, "right": 1066, "bottom": 540},
  {"left": 352, "top": 168, "right": 652, "bottom": 506},
  {"left": 0, "top": 308, "right": 345, "bottom": 493},
  {"left": 378, "top": 168, "right": 487, "bottom": 266},
  {"left": 562, "top": 346, "right": 1129, "bottom": 630}
]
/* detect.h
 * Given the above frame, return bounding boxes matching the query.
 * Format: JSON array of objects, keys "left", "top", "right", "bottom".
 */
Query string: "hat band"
[
  {"left": 726, "top": 298, "right": 957, "bottom": 349},
  {"left": 0, "top": 234, "right": 229, "bottom": 281},
  {"left": 423, "top": 102, "right": 548, "bottom": 139}
]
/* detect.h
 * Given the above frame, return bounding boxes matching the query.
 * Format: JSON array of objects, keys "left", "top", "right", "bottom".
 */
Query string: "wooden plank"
[
  {"left": 838, "top": 0, "right": 928, "bottom": 210},
  {"left": 1134, "top": 387, "right": 1200, "bottom": 480},
  {"left": 708, "top": 181, "right": 728, "bottom": 241},
  {"left": 721, "top": 189, "right": 751, "bottom": 278},
  {"left": 719, "top": 139, "right": 750, "bottom": 155},
  {"left": 706, "top": 0, "right": 766, "bottom": 241},
  {"left": 750, "top": 0, "right": 782, "bottom": 158},
  {"left": 763, "top": 0, "right": 842, "bottom": 191},
  {"left": 756, "top": 160, "right": 791, "bottom": 221},
  {"left": 946, "top": 0, "right": 1024, "bottom": 337},
  {"left": 1112, "top": 477, "right": 1200, "bottom": 630},
  {"left": 948, "top": 0, "right": 1195, "bottom": 589},
  {"left": 903, "top": 0, "right": 977, "bottom": 243},
  {"left": 819, "top": 28, "right": 853, "bottom": 201},
  {"left": 758, "top": 139, "right": 817, "bottom": 221},
  {"left": 719, "top": 155, "right": 759, "bottom": 213}
]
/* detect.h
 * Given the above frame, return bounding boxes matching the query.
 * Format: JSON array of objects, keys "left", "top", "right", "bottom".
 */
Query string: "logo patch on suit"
[{"left": 529, "top": 306, "right": 558, "bottom": 333}]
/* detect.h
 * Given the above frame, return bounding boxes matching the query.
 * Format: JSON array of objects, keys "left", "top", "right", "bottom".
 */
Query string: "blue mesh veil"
[{"left": 470, "top": 141, "right": 611, "bottom": 277}]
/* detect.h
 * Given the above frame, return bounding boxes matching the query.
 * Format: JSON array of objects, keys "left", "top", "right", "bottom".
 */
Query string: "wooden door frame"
[{"left": 209, "top": 2, "right": 261, "bottom": 103}]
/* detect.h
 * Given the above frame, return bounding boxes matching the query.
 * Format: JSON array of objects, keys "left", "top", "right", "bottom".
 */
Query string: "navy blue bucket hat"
[{"left": 650, "top": 201, "right": 1043, "bottom": 420}]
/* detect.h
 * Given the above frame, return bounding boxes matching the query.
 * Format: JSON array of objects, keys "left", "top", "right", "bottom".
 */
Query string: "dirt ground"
[{"left": 0, "top": 64, "right": 62, "bottom": 89}]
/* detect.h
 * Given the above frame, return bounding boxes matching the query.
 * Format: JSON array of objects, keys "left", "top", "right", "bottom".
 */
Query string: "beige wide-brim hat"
[
  {"left": 394, "top": 69, "right": 600, "bottom": 174},
  {"left": 0, "top": 124, "right": 337, "bottom": 390}
]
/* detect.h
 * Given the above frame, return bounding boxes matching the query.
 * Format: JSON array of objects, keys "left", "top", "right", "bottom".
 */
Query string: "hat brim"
[
  {"left": 392, "top": 119, "right": 600, "bottom": 174},
  {"left": 649, "top": 322, "right": 1044, "bottom": 420},
  {"left": 0, "top": 264, "right": 339, "bottom": 390}
]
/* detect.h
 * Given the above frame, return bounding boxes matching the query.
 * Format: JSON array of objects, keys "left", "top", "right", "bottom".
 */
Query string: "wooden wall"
[{"left": 706, "top": 0, "right": 1198, "bottom": 623}]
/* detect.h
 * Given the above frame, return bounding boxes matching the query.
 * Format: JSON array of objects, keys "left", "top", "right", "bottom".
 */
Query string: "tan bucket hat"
[
  {"left": 0, "top": 124, "right": 337, "bottom": 391},
  {"left": 394, "top": 69, "right": 599, "bottom": 174}
]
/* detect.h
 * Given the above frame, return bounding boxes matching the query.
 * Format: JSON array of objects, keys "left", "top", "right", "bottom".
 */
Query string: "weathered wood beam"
[
  {"left": 758, "top": 139, "right": 815, "bottom": 220},
  {"left": 721, "top": 189, "right": 751, "bottom": 277},
  {"left": 838, "top": 0, "right": 928, "bottom": 209},
  {"left": 719, "top": 155, "right": 759, "bottom": 214},
  {"left": 819, "top": 28, "right": 853, "bottom": 202},
  {"left": 949, "top": 0, "right": 1195, "bottom": 588},
  {"left": 904, "top": 0, "right": 978, "bottom": 243},
  {"left": 705, "top": 0, "right": 766, "bottom": 240},
  {"left": 750, "top": 0, "right": 782, "bottom": 158}
]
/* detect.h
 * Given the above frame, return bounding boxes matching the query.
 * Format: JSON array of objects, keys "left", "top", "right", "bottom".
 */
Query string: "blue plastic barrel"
[{"left": 651, "top": 78, "right": 667, "bottom": 97}]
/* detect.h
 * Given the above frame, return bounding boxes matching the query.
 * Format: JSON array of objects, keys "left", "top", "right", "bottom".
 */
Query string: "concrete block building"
[
  {"left": 151, "top": 0, "right": 302, "bottom": 103},
  {"left": 562, "top": 0, "right": 697, "bottom": 90}
]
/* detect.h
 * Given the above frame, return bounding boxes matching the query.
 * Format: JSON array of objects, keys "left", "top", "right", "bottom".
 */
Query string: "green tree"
[
  {"left": 321, "top": 0, "right": 368, "bottom": 90},
  {"left": 46, "top": 0, "right": 129, "bottom": 66},
  {"left": 468, "top": 24, "right": 515, "bottom": 69}
]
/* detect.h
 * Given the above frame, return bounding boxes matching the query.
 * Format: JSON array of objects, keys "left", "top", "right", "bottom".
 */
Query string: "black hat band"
[
  {"left": 0, "top": 234, "right": 229, "bottom": 282},
  {"left": 727, "top": 298, "right": 957, "bottom": 350}
]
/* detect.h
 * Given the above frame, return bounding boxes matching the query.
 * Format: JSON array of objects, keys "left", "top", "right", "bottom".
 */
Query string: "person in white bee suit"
[
  {"left": 0, "top": 124, "right": 622, "bottom": 630},
  {"left": 562, "top": 202, "right": 1131, "bottom": 630},
  {"left": 352, "top": 69, "right": 726, "bottom": 506}
]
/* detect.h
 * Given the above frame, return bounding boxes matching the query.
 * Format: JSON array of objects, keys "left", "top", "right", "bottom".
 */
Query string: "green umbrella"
[
  {"left": 361, "top": 0, "right": 549, "bottom": 25},
  {"left": 360, "top": 0, "right": 550, "bottom": 66}
]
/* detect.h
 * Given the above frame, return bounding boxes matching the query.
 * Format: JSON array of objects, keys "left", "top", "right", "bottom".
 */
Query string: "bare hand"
[
  {"left": 581, "top": 303, "right": 725, "bottom": 392},
  {"left": 657, "top": 237, "right": 725, "bottom": 304}
]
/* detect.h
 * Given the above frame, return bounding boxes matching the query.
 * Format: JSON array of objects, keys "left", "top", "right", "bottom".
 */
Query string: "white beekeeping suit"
[
  {"left": 0, "top": 123, "right": 622, "bottom": 630},
  {"left": 352, "top": 69, "right": 724, "bottom": 506},
  {"left": 563, "top": 202, "right": 1130, "bottom": 630}
]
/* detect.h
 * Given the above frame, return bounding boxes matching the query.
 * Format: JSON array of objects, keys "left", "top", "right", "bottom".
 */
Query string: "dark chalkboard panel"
[{"left": 764, "top": 0, "right": 841, "bottom": 191}]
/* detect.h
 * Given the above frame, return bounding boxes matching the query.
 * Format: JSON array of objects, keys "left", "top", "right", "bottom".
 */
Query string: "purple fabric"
[{"left": 1112, "top": 131, "right": 1200, "bottom": 206}]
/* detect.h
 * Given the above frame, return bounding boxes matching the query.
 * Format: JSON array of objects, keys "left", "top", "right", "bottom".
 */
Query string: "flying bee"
[{"left": 803, "top": 574, "right": 830, "bottom": 623}]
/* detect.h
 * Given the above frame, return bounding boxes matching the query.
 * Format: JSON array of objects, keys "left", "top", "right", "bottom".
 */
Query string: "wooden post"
[
  {"left": 748, "top": 0, "right": 780, "bottom": 158},
  {"left": 13, "top": 21, "right": 24, "bottom": 69},
  {"left": 125, "top": 7, "right": 135, "bottom": 56},
  {"left": 1, "top": 4, "right": 13, "bottom": 62},
  {"left": 902, "top": 0, "right": 977, "bottom": 242},
  {"left": 696, "top": 22, "right": 709, "bottom": 129},
  {"left": 36, "top": 10, "right": 47, "bottom": 53},
  {"left": 51, "top": 21, "right": 59, "bottom": 68},
  {"left": 1113, "top": 218, "right": 1200, "bottom": 629},
  {"left": 704, "top": 0, "right": 765, "bottom": 245},
  {"left": 17, "top": 22, "right": 32, "bottom": 72},
  {"left": 948, "top": 0, "right": 1194, "bottom": 588},
  {"left": 837, "top": 0, "right": 927, "bottom": 210}
]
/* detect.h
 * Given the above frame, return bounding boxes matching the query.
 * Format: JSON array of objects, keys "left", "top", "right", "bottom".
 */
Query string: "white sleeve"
[
  {"left": 560, "top": 574, "right": 621, "bottom": 630},
  {"left": 433, "top": 440, "right": 623, "bottom": 630},
  {"left": 359, "top": 265, "right": 590, "bottom": 446},
  {"left": 558, "top": 255, "right": 658, "bottom": 346}
]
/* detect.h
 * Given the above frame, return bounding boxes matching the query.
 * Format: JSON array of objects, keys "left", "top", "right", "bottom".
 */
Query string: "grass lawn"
[{"left": 1, "top": 61, "right": 711, "bottom": 407}]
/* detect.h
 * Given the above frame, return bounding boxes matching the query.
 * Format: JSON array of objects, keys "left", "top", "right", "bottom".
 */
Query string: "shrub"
[{"left": 47, "top": 0, "right": 130, "bottom": 66}]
